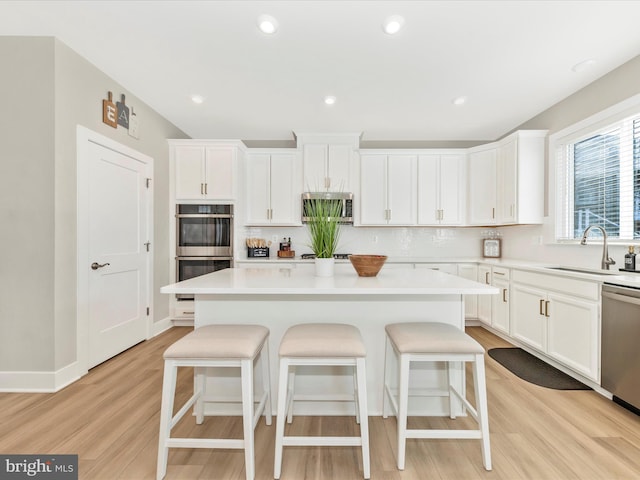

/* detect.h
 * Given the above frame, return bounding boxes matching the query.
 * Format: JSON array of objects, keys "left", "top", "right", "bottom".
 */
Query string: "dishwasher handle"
[{"left": 602, "top": 290, "right": 640, "bottom": 306}]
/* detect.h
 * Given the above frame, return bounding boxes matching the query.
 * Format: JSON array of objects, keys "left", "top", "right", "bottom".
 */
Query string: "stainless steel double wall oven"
[{"left": 175, "top": 204, "right": 233, "bottom": 300}]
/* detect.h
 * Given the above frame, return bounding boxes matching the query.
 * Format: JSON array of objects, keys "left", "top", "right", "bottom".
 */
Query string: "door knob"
[{"left": 91, "top": 262, "right": 110, "bottom": 270}]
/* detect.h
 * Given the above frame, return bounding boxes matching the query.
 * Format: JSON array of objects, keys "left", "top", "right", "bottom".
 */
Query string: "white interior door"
[{"left": 85, "top": 139, "right": 150, "bottom": 368}]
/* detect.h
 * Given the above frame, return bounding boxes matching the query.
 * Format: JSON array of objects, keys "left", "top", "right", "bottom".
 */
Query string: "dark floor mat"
[{"left": 488, "top": 347, "right": 591, "bottom": 390}]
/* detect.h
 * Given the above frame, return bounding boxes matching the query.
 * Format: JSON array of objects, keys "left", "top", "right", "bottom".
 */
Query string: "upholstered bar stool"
[
  {"left": 274, "top": 323, "right": 370, "bottom": 479},
  {"left": 383, "top": 322, "right": 491, "bottom": 471},
  {"left": 157, "top": 325, "right": 272, "bottom": 480}
]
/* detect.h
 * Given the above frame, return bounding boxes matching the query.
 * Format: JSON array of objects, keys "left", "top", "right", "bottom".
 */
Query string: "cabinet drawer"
[
  {"left": 512, "top": 270, "right": 599, "bottom": 301},
  {"left": 174, "top": 304, "right": 195, "bottom": 318},
  {"left": 492, "top": 266, "right": 510, "bottom": 280}
]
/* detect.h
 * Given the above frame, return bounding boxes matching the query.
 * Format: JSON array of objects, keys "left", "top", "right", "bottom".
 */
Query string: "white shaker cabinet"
[
  {"left": 510, "top": 269, "right": 600, "bottom": 381},
  {"left": 302, "top": 143, "right": 352, "bottom": 191},
  {"left": 491, "top": 267, "right": 510, "bottom": 335},
  {"left": 468, "top": 147, "right": 497, "bottom": 225},
  {"left": 477, "top": 265, "right": 493, "bottom": 325},
  {"left": 417, "top": 153, "right": 466, "bottom": 225},
  {"left": 172, "top": 142, "right": 240, "bottom": 200},
  {"left": 511, "top": 282, "right": 548, "bottom": 351},
  {"left": 497, "top": 130, "right": 546, "bottom": 224},
  {"left": 468, "top": 130, "right": 547, "bottom": 226},
  {"left": 359, "top": 153, "right": 417, "bottom": 225},
  {"left": 245, "top": 151, "right": 301, "bottom": 226},
  {"left": 296, "top": 133, "right": 360, "bottom": 192}
]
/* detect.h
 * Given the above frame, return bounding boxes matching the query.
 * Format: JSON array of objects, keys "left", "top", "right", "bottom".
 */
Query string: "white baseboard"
[
  {"left": 151, "top": 316, "right": 174, "bottom": 336},
  {"left": 0, "top": 361, "right": 81, "bottom": 393},
  {"left": 0, "top": 320, "right": 178, "bottom": 393},
  {"left": 172, "top": 318, "right": 194, "bottom": 327}
]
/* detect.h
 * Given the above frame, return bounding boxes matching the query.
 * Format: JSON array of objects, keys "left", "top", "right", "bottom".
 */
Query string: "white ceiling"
[{"left": 2, "top": 0, "right": 640, "bottom": 145}]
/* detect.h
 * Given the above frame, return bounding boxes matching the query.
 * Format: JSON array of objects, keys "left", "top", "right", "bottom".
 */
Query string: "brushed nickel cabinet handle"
[
  {"left": 545, "top": 300, "right": 550, "bottom": 317},
  {"left": 503, "top": 288, "right": 507, "bottom": 303},
  {"left": 485, "top": 272, "right": 490, "bottom": 284},
  {"left": 539, "top": 299, "right": 545, "bottom": 315}
]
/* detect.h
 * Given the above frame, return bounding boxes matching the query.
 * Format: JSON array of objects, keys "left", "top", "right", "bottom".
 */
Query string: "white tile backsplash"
[{"left": 239, "top": 225, "right": 488, "bottom": 259}]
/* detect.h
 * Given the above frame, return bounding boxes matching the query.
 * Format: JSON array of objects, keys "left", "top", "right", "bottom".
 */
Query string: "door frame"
[{"left": 76, "top": 125, "right": 154, "bottom": 375}]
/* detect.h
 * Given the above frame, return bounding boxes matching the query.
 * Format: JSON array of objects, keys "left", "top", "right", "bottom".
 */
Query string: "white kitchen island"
[{"left": 161, "top": 264, "right": 497, "bottom": 416}]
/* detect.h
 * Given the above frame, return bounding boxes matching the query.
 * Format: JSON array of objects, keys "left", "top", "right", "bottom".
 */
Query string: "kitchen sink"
[{"left": 545, "top": 266, "right": 617, "bottom": 275}]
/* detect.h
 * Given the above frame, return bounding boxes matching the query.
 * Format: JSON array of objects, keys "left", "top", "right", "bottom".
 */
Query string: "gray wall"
[
  {"left": 499, "top": 55, "right": 640, "bottom": 267},
  {"left": 0, "top": 37, "right": 189, "bottom": 373},
  {"left": 511, "top": 55, "right": 640, "bottom": 135},
  {"left": 0, "top": 37, "right": 56, "bottom": 371}
]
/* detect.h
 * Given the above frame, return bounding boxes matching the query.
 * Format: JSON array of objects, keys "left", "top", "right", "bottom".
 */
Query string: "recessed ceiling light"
[
  {"left": 257, "top": 14, "right": 278, "bottom": 34},
  {"left": 191, "top": 95, "right": 204, "bottom": 104},
  {"left": 324, "top": 95, "right": 336, "bottom": 105},
  {"left": 571, "top": 59, "right": 596, "bottom": 73},
  {"left": 382, "top": 15, "right": 405, "bottom": 35},
  {"left": 452, "top": 96, "right": 467, "bottom": 106}
]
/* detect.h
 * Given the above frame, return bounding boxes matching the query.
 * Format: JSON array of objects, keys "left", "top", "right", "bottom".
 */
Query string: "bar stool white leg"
[
  {"left": 157, "top": 361, "right": 177, "bottom": 480},
  {"left": 260, "top": 342, "right": 273, "bottom": 426},
  {"left": 274, "top": 358, "right": 290, "bottom": 480},
  {"left": 356, "top": 357, "right": 370, "bottom": 478},
  {"left": 353, "top": 366, "right": 361, "bottom": 424},
  {"left": 195, "top": 367, "right": 205, "bottom": 424},
  {"left": 474, "top": 353, "right": 492, "bottom": 470},
  {"left": 397, "top": 354, "right": 410, "bottom": 471},
  {"left": 241, "top": 359, "right": 255, "bottom": 480},
  {"left": 286, "top": 368, "right": 295, "bottom": 424},
  {"left": 447, "top": 360, "right": 456, "bottom": 419},
  {"left": 382, "top": 336, "right": 392, "bottom": 419}
]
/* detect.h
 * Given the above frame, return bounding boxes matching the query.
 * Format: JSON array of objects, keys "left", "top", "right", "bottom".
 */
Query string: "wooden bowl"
[{"left": 349, "top": 255, "right": 388, "bottom": 277}]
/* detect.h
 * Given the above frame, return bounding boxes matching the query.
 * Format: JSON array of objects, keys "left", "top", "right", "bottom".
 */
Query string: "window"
[{"left": 555, "top": 112, "right": 640, "bottom": 241}]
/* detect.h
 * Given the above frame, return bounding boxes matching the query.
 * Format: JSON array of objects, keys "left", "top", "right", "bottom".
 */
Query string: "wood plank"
[{"left": 0, "top": 326, "right": 639, "bottom": 479}]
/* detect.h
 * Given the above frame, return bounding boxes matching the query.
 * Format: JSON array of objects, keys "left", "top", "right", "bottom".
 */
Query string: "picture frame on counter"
[{"left": 482, "top": 238, "right": 501, "bottom": 258}]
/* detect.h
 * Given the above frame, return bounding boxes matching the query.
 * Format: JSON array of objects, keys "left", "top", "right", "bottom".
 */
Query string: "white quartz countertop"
[{"left": 161, "top": 264, "right": 499, "bottom": 296}]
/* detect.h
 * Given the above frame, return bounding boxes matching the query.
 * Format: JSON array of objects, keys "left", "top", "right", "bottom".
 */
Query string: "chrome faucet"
[{"left": 580, "top": 225, "right": 616, "bottom": 270}]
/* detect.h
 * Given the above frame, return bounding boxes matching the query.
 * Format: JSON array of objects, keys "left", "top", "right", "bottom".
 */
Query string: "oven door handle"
[{"left": 602, "top": 290, "right": 640, "bottom": 306}]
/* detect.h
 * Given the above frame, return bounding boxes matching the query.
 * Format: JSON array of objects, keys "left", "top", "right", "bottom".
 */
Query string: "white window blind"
[{"left": 555, "top": 113, "right": 640, "bottom": 241}]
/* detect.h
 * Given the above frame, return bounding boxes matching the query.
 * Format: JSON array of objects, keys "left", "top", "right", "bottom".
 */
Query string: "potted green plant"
[{"left": 305, "top": 194, "right": 344, "bottom": 277}]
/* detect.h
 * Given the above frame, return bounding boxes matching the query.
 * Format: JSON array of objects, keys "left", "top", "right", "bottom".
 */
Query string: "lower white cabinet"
[
  {"left": 511, "top": 283, "right": 548, "bottom": 351},
  {"left": 546, "top": 291, "right": 599, "bottom": 380},
  {"left": 491, "top": 267, "right": 510, "bottom": 335},
  {"left": 510, "top": 270, "right": 600, "bottom": 382},
  {"left": 477, "top": 265, "right": 492, "bottom": 325}
]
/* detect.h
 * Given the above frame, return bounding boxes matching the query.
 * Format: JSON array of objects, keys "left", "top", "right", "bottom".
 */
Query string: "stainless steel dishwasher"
[{"left": 601, "top": 283, "right": 640, "bottom": 414}]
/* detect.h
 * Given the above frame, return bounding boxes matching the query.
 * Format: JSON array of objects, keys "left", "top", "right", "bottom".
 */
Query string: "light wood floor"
[{"left": 1, "top": 326, "right": 640, "bottom": 479}]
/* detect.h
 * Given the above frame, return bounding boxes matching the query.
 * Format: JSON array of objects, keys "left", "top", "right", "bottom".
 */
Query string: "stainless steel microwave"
[{"left": 301, "top": 192, "right": 353, "bottom": 224}]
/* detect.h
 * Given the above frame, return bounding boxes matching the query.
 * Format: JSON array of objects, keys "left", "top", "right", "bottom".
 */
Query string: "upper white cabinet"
[
  {"left": 296, "top": 133, "right": 360, "bottom": 191},
  {"left": 359, "top": 153, "right": 417, "bottom": 225},
  {"left": 302, "top": 144, "right": 352, "bottom": 191},
  {"left": 171, "top": 141, "right": 242, "bottom": 201},
  {"left": 245, "top": 150, "right": 302, "bottom": 226},
  {"left": 468, "top": 130, "right": 547, "bottom": 226},
  {"left": 468, "top": 147, "right": 498, "bottom": 225},
  {"left": 417, "top": 153, "right": 466, "bottom": 225}
]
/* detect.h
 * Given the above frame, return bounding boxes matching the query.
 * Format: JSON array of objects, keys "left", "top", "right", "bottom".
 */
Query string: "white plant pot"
[{"left": 314, "top": 257, "right": 335, "bottom": 277}]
